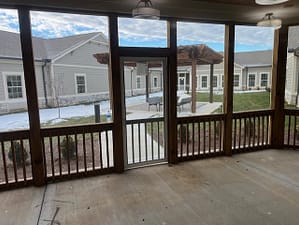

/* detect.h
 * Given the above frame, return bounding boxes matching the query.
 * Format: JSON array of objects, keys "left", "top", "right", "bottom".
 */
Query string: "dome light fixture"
[
  {"left": 255, "top": 0, "right": 289, "bottom": 5},
  {"left": 132, "top": 0, "right": 160, "bottom": 20},
  {"left": 257, "top": 13, "right": 282, "bottom": 30}
]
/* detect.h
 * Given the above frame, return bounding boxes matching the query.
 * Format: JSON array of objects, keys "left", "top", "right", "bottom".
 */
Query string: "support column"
[
  {"left": 223, "top": 24, "right": 235, "bottom": 156},
  {"left": 271, "top": 26, "right": 288, "bottom": 148},
  {"left": 191, "top": 59, "right": 196, "bottom": 113},
  {"left": 18, "top": 8, "right": 45, "bottom": 186},
  {"left": 109, "top": 16, "right": 125, "bottom": 172},
  {"left": 209, "top": 64, "right": 214, "bottom": 103},
  {"left": 167, "top": 19, "right": 178, "bottom": 164}
]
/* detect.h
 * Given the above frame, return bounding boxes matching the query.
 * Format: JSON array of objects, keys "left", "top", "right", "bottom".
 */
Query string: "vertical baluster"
[
  {"left": 41, "top": 138, "right": 47, "bottom": 179},
  {"left": 10, "top": 140, "right": 18, "bottom": 182},
  {"left": 262, "top": 116, "right": 265, "bottom": 146},
  {"left": 238, "top": 118, "right": 241, "bottom": 149},
  {"left": 75, "top": 134, "right": 79, "bottom": 173},
  {"left": 157, "top": 121, "right": 160, "bottom": 159},
  {"left": 213, "top": 120, "right": 216, "bottom": 153},
  {"left": 1, "top": 141, "right": 8, "bottom": 184},
  {"left": 98, "top": 132, "right": 103, "bottom": 169},
  {"left": 138, "top": 122, "right": 141, "bottom": 162},
  {"left": 57, "top": 136, "right": 62, "bottom": 176},
  {"left": 293, "top": 115, "right": 297, "bottom": 147},
  {"left": 49, "top": 137, "right": 55, "bottom": 178},
  {"left": 203, "top": 122, "right": 206, "bottom": 154},
  {"left": 83, "top": 133, "right": 87, "bottom": 172},
  {"left": 198, "top": 122, "right": 201, "bottom": 155},
  {"left": 20, "top": 139, "right": 26, "bottom": 181},
  {"left": 219, "top": 119, "right": 223, "bottom": 152},
  {"left": 266, "top": 116, "right": 270, "bottom": 145},
  {"left": 253, "top": 116, "right": 256, "bottom": 147},
  {"left": 91, "top": 133, "right": 95, "bottom": 170},
  {"left": 257, "top": 116, "right": 260, "bottom": 146},
  {"left": 244, "top": 118, "right": 247, "bottom": 149},
  {"left": 105, "top": 131, "right": 109, "bottom": 168},
  {"left": 131, "top": 123, "right": 135, "bottom": 163},
  {"left": 151, "top": 122, "right": 154, "bottom": 160},
  {"left": 66, "top": 135, "right": 70, "bottom": 175},
  {"left": 192, "top": 122, "right": 195, "bottom": 156},
  {"left": 287, "top": 115, "right": 291, "bottom": 146},
  {"left": 233, "top": 118, "right": 237, "bottom": 150},
  {"left": 180, "top": 123, "right": 183, "bottom": 157},
  {"left": 186, "top": 123, "right": 189, "bottom": 156},
  {"left": 208, "top": 121, "right": 211, "bottom": 154},
  {"left": 145, "top": 122, "right": 148, "bottom": 161}
]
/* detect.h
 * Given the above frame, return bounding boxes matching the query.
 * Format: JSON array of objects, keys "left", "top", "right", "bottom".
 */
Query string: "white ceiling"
[{"left": 0, "top": 0, "right": 298, "bottom": 25}]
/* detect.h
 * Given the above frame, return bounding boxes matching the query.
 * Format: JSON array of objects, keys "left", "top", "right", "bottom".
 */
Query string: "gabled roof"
[
  {"left": 234, "top": 50, "right": 272, "bottom": 68},
  {"left": 0, "top": 30, "right": 103, "bottom": 61}
]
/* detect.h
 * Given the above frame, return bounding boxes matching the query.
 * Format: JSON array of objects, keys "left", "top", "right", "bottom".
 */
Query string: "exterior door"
[{"left": 121, "top": 57, "right": 167, "bottom": 169}]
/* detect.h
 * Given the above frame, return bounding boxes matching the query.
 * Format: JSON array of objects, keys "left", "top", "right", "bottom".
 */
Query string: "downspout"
[{"left": 42, "top": 59, "right": 50, "bottom": 107}]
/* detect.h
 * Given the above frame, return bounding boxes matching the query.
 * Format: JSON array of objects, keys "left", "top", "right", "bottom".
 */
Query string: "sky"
[{"left": 0, "top": 8, "right": 275, "bottom": 52}]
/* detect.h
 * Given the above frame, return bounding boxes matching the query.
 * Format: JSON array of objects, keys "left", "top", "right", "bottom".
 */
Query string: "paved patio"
[{"left": 1, "top": 149, "right": 299, "bottom": 225}]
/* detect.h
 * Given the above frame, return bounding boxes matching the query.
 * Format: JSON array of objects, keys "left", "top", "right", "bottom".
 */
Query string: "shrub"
[
  {"left": 8, "top": 141, "right": 28, "bottom": 167},
  {"left": 60, "top": 136, "right": 75, "bottom": 160}
]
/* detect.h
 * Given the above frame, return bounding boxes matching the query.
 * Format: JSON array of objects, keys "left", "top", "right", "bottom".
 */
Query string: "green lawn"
[
  {"left": 197, "top": 91, "right": 271, "bottom": 112},
  {"left": 41, "top": 115, "right": 108, "bottom": 127}
]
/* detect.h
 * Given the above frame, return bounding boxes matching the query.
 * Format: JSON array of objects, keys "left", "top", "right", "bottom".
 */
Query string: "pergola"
[{"left": 94, "top": 44, "right": 223, "bottom": 113}]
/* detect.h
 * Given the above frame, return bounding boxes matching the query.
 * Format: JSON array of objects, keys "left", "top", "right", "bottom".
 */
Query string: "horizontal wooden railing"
[
  {"left": 0, "top": 130, "right": 33, "bottom": 190},
  {"left": 41, "top": 123, "right": 114, "bottom": 182},
  {"left": 284, "top": 109, "right": 299, "bottom": 148},
  {"left": 125, "top": 117, "right": 165, "bottom": 167},
  {"left": 232, "top": 110, "right": 273, "bottom": 153},
  {"left": 177, "top": 114, "right": 225, "bottom": 161}
]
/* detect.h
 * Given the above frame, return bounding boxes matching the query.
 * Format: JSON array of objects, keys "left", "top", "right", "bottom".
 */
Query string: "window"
[
  {"left": 76, "top": 75, "right": 86, "bottom": 94},
  {"left": 213, "top": 76, "right": 218, "bottom": 88},
  {"left": 234, "top": 75, "right": 240, "bottom": 87},
  {"left": 201, "top": 76, "right": 208, "bottom": 88},
  {"left": 153, "top": 77, "right": 158, "bottom": 88},
  {"left": 136, "top": 76, "right": 141, "bottom": 89},
  {"left": 221, "top": 75, "right": 224, "bottom": 88},
  {"left": 248, "top": 74, "right": 256, "bottom": 87},
  {"left": 6, "top": 75, "right": 23, "bottom": 99},
  {"left": 260, "top": 73, "right": 268, "bottom": 87}
]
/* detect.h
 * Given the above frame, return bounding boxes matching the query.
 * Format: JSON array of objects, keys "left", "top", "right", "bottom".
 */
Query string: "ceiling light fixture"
[
  {"left": 132, "top": 0, "right": 160, "bottom": 20},
  {"left": 257, "top": 13, "right": 282, "bottom": 29},
  {"left": 255, "top": 0, "right": 289, "bottom": 5}
]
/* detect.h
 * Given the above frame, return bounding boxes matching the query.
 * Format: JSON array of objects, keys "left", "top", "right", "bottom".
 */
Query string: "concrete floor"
[{"left": 1, "top": 149, "right": 299, "bottom": 225}]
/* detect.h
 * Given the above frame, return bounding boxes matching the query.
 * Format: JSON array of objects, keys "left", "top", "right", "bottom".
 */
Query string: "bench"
[
  {"left": 177, "top": 95, "right": 192, "bottom": 111},
  {"left": 147, "top": 96, "right": 163, "bottom": 111}
]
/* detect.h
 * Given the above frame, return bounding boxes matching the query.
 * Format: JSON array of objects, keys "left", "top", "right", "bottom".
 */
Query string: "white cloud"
[{"left": 0, "top": 9, "right": 275, "bottom": 50}]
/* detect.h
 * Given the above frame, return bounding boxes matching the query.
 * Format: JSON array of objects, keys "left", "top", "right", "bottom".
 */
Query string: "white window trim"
[
  {"left": 247, "top": 73, "right": 257, "bottom": 88},
  {"left": 233, "top": 73, "right": 241, "bottom": 88},
  {"left": 259, "top": 72, "right": 269, "bottom": 88},
  {"left": 2, "top": 72, "right": 26, "bottom": 101},
  {"left": 212, "top": 75, "right": 218, "bottom": 88},
  {"left": 152, "top": 75, "right": 158, "bottom": 88},
  {"left": 136, "top": 75, "right": 142, "bottom": 89},
  {"left": 74, "top": 73, "right": 87, "bottom": 94},
  {"left": 200, "top": 75, "right": 208, "bottom": 89}
]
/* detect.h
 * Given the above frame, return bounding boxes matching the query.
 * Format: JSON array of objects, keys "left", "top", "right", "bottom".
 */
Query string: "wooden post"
[
  {"left": 223, "top": 24, "right": 235, "bottom": 156},
  {"left": 191, "top": 59, "right": 197, "bottom": 113},
  {"left": 109, "top": 16, "right": 125, "bottom": 172},
  {"left": 209, "top": 64, "right": 214, "bottom": 103},
  {"left": 167, "top": 19, "right": 178, "bottom": 164},
  {"left": 18, "top": 8, "right": 45, "bottom": 186},
  {"left": 271, "top": 26, "right": 288, "bottom": 148}
]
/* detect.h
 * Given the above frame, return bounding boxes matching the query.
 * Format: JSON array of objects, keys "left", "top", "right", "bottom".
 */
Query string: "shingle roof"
[
  {"left": 0, "top": 30, "right": 101, "bottom": 60},
  {"left": 234, "top": 50, "right": 272, "bottom": 67}
]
